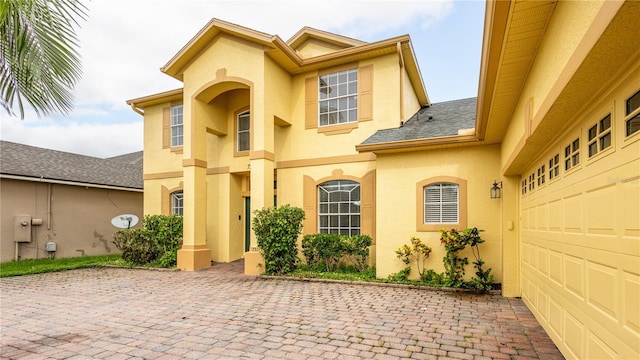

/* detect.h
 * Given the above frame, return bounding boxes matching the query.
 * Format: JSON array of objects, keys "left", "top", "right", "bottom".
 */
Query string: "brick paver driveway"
[{"left": 1, "top": 261, "right": 563, "bottom": 359}]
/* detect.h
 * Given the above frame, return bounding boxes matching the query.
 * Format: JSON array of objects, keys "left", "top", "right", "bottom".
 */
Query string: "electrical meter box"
[
  {"left": 46, "top": 242, "right": 57, "bottom": 252},
  {"left": 14, "top": 215, "right": 32, "bottom": 243}
]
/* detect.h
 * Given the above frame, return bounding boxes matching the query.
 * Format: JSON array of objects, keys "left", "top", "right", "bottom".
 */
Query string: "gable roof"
[
  {"left": 357, "top": 97, "right": 478, "bottom": 153},
  {"left": 287, "top": 26, "right": 367, "bottom": 50},
  {"left": 158, "top": 18, "right": 429, "bottom": 106},
  {"left": 0, "top": 141, "right": 143, "bottom": 191}
]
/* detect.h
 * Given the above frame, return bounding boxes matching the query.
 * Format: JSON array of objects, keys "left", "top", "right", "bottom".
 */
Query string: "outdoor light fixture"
[{"left": 490, "top": 180, "right": 502, "bottom": 199}]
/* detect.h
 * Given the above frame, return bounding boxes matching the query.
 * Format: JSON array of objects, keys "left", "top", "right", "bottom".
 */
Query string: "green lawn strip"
[{"left": 0, "top": 255, "right": 122, "bottom": 278}]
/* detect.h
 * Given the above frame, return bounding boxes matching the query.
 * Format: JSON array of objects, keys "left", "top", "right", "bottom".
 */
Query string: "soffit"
[
  {"left": 504, "top": 1, "right": 640, "bottom": 175},
  {"left": 479, "top": 0, "right": 557, "bottom": 143}
]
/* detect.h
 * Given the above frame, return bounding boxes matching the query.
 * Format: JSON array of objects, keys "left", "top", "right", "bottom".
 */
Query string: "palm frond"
[{"left": 0, "top": 0, "right": 87, "bottom": 119}]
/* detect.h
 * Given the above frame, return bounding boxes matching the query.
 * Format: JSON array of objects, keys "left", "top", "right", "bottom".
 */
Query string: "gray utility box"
[{"left": 14, "top": 215, "right": 31, "bottom": 243}]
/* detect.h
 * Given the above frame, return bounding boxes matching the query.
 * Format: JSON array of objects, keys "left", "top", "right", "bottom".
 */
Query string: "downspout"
[
  {"left": 47, "top": 183, "right": 52, "bottom": 230},
  {"left": 130, "top": 103, "right": 144, "bottom": 116},
  {"left": 397, "top": 42, "right": 405, "bottom": 123}
]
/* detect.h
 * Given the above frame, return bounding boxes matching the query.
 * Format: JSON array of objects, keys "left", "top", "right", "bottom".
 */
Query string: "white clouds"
[{"left": 1, "top": 115, "right": 143, "bottom": 158}]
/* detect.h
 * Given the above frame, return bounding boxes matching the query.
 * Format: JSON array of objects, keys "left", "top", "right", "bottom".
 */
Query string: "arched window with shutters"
[
  {"left": 318, "top": 180, "right": 360, "bottom": 236},
  {"left": 416, "top": 177, "right": 467, "bottom": 231}
]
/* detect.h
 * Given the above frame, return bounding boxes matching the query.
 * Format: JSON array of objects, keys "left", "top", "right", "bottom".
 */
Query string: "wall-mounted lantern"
[{"left": 490, "top": 180, "right": 502, "bottom": 199}]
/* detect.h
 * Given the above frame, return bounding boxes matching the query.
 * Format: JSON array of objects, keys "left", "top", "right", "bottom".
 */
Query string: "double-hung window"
[
  {"left": 319, "top": 69, "right": 358, "bottom": 126},
  {"left": 237, "top": 111, "right": 250, "bottom": 152},
  {"left": 171, "top": 105, "right": 183, "bottom": 147}
]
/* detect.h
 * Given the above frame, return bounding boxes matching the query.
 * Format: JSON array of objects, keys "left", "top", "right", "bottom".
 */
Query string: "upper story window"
[
  {"left": 237, "top": 110, "right": 250, "bottom": 152},
  {"left": 318, "top": 68, "right": 358, "bottom": 126},
  {"left": 626, "top": 89, "right": 640, "bottom": 137},
  {"left": 171, "top": 191, "right": 183, "bottom": 216},
  {"left": 565, "top": 138, "right": 580, "bottom": 171},
  {"left": 318, "top": 180, "right": 360, "bottom": 236},
  {"left": 171, "top": 105, "right": 183, "bottom": 147},
  {"left": 588, "top": 113, "right": 611, "bottom": 157}
]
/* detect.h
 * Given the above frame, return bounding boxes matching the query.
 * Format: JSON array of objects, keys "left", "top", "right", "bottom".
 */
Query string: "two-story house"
[{"left": 128, "top": 1, "right": 640, "bottom": 358}]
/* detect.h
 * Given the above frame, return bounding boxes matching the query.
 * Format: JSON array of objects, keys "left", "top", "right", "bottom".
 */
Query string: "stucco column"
[
  {"left": 501, "top": 176, "right": 520, "bottom": 297},
  {"left": 177, "top": 99, "right": 211, "bottom": 271},
  {"left": 244, "top": 89, "right": 273, "bottom": 275}
]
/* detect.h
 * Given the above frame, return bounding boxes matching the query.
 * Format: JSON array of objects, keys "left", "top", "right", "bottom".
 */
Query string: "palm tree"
[{"left": 0, "top": 0, "right": 87, "bottom": 119}]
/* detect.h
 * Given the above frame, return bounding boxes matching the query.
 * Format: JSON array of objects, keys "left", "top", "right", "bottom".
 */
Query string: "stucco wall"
[
  {"left": 0, "top": 179, "right": 142, "bottom": 263},
  {"left": 374, "top": 144, "right": 502, "bottom": 283}
]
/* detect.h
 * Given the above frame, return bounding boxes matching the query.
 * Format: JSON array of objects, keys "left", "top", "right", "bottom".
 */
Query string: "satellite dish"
[{"left": 111, "top": 214, "right": 139, "bottom": 229}]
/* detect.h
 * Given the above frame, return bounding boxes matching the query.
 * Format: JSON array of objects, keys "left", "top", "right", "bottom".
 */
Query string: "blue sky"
[{"left": 0, "top": 0, "right": 485, "bottom": 158}]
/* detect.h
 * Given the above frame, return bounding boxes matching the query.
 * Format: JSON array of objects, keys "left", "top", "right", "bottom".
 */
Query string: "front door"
[{"left": 244, "top": 197, "right": 250, "bottom": 252}]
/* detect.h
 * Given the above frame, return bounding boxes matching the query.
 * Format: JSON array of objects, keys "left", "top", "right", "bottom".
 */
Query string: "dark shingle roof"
[
  {"left": 360, "top": 97, "right": 477, "bottom": 145},
  {"left": 0, "top": 141, "right": 143, "bottom": 190},
  {"left": 108, "top": 151, "right": 143, "bottom": 166}
]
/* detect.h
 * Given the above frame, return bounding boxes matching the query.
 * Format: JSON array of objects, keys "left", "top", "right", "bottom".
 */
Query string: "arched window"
[
  {"left": 171, "top": 191, "right": 183, "bottom": 216},
  {"left": 318, "top": 180, "right": 360, "bottom": 235},
  {"left": 416, "top": 177, "right": 467, "bottom": 231}
]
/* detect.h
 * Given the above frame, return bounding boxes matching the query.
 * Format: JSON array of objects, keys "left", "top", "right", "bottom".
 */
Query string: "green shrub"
[
  {"left": 439, "top": 227, "right": 493, "bottom": 290},
  {"left": 301, "top": 233, "right": 372, "bottom": 272},
  {"left": 343, "top": 234, "right": 372, "bottom": 271},
  {"left": 252, "top": 205, "right": 305, "bottom": 275},
  {"left": 394, "top": 236, "right": 432, "bottom": 278},
  {"left": 439, "top": 228, "right": 470, "bottom": 287},
  {"left": 113, "top": 215, "right": 183, "bottom": 267}
]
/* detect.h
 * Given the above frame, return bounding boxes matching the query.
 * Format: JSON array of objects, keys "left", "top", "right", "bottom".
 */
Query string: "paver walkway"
[{"left": 1, "top": 261, "right": 564, "bottom": 359}]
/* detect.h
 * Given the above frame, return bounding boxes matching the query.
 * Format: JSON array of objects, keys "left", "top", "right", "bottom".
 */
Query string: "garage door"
[{"left": 519, "top": 75, "right": 640, "bottom": 359}]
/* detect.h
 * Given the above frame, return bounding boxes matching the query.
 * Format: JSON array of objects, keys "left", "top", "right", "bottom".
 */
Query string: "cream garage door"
[{"left": 519, "top": 92, "right": 640, "bottom": 359}]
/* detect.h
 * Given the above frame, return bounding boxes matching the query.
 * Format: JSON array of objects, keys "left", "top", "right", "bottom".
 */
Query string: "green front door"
[{"left": 244, "top": 197, "right": 251, "bottom": 252}]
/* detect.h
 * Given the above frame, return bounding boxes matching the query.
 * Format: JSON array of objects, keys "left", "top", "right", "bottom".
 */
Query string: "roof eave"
[
  {"left": 356, "top": 134, "right": 480, "bottom": 154},
  {"left": 0, "top": 174, "right": 143, "bottom": 192},
  {"left": 126, "top": 88, "right": 184, "bottom": 109},
  {"left": 475, "top": 0, "right": 510, "bottom": 141}
]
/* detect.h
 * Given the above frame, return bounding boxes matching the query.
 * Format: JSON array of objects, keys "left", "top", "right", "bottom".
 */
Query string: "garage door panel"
[
  {"left": 563, "top": 193, "right": 583, "bottom": 233},
  {"left": 622, "top": 178, "right": 640, "bottom": 237},
  {"left": 623, "top": 270, "right": 640, "bottom": 336},
  {"left": 586, "top": 260, "right": 618, "bottom": 320},
  {"left": 585, "top": 184, "right": 617, "bottom": 236}
]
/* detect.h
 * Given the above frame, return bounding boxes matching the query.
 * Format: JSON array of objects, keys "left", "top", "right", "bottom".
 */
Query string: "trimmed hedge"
[{"left": 301, "top": 233, "right": 372, "bottom": 271}]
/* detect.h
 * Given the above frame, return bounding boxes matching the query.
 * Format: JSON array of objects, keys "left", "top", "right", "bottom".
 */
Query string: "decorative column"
[
  {"left": 177, "top": 98, "right": 211, "bottom": 271},
  {"left": 244, "top": 87, "right": 273, "bottom": 275}
]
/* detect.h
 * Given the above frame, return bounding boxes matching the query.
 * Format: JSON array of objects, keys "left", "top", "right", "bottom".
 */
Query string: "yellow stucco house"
[{"left": 127, "top": 1, "right": 639, "bottom": 358}]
